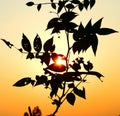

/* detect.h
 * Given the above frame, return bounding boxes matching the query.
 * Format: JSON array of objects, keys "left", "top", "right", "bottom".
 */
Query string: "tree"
[{"left": 1, "top": 0, "right": 117, "bottom": 116}]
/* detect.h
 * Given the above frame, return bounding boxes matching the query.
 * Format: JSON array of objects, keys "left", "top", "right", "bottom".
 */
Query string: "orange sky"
[{"left": 0, "top": 0, "right": 120, "bottom": 116}]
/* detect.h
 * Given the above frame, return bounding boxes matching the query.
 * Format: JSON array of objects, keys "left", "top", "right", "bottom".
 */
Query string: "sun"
[{"left": 55, "top": 56, "right": 66, "bottom": 66}]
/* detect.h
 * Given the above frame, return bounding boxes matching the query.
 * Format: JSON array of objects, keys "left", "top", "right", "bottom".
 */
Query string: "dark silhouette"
[{"left": 1, "top": 0, "right": 117, "bottom": 116}]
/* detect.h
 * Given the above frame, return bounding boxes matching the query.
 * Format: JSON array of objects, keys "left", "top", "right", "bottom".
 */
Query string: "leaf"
[
  {"left": 26, "top": 2, "right": 34, "bottom": 6},
  {"left": 40, "top": 52, "right": 51, "bottom": 66},
  {"left": 33, "top": 34, "right": 42, "bottom": 52},
  {"left": 97, "top": 28, "right": 118, "bottom": 35},
  {"left": 50, "top": 44, "right": 55, "bottom": 52},
  {"left": 60, "top": 12, "right": 78, "bottom": 22},
  {"left": 46, "top": 18, "right": 59, "bottom": 30},
  {"left": 89, "top": 0, "right": 96, "bottom": 9},
  {"left": 89, "top": 71, "right": 104, "bottom": 82},
  {"left": 26, "top": 52, "right": 34, "bottom": 59},
  {"left": 43, "top": 37, "right": 53, "bottom": 52},
  {"left": 72, "top": 42, "right": 81, "bottom": 54},
  {"left": 22, "top": 33, "right": 31, "bottom": 52},
  {"left": 85, "top": 19, "right": 92, "bottom": 34},
  {"left": 65, "top": 3, "right": 74, "bottom": 9},
  {"left": 1, "top": 39, "right": 13, "bottom": 48},
  {"left": 37, "top": 4, "right": 42, "bottom": 11},
  {"left": 52, "top": 99, "right": 60, "bottom": 106},
  {"left": 78, "top": 2, "right": 84, "bottom": 11},
  {"left": 93, "top": 18, "right": 103, "bottom": 32},
  {"left": 50, "top": 79, "right": 59, "bottom": 98},
  {"left": 66, "top": 93, "right": 76, "bottom": 105},
  {"left": 74, "top": 87, "right": 86, "bottom": 99},
  {"left": 13, "top": 77, "right": 32, "bottom": 87},
  {"left": 68, "top": 83, "right": 75, "bottom": 88},
  {"left": 84, "top": 0, "right": 90, "bottom": 10},
  {"left": 78, "top": 22, "right": 85, "bottom": 38},
  {"left": 35, "top": 75, "right": 47, "bottom": 86},
  {"left": 70, "top": 0, "right": 80, "bottom": 4},
  {"left": 83, "top": 61, "right": 93, "bottom": 72},
  {"left": 51, "top": 3, "right": 56, "bottom": 9},
  {"left": 57, "top": 1, "right": 66, "bottom": 13},
  {"left": 64, "top": 22, "right": 78, "bottom": 32},
  {"left": 90, "top": 34, "right": 98, "bottom": 55}
]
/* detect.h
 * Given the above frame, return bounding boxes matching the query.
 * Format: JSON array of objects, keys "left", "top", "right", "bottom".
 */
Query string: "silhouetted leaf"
[
  {"left": 78, "top": 2, "right": 84, "bottom": 11},
  {"left": 46, "top": 63, "right": 66, "bottom": 72},
  {"left": 60, "top": 12, "right": 77, "bottom": 22},
  {"left": 50, "top": 79, "right": 59, "bottom": 98},
  {"left": 13, "top": 77, "right": 32, "bottom": 87},
  {"left": 1, "top": 39, "right": 13, "bottom": 48},
  {"left": 66, "top": 93, "right": 75, "bottom": 105},
  {"left": 44, "top": 37, "right": 53, "bottom": 52},
  {"left": 93, "top": 18, "right": 103, "bottom": 32},
  {"left": 70, "top": 63, "right": 81, "bottom": 72},
  {"left": 73, "top": 30, "right": 79, "bottom": 41},
  {"left": 89, "top": 0, "right": 95, "bottom": 9},
  {"left": 50, "top": 44, "right": 55, "bottom": 52},
  {"left": 90, "top": 34, "right": 98, "bottom": 55},
  {"left": 74, "top": 87, "right": 86, "bottom": 99},
  {"left": 22, "top": 33, "right": 31, "bottom": 52},
  {"left": 35, "top": 75, "right": 47, "bottom": 86},
  {"left": 97, "top": 28, "right": 117, "bottom": 35},
  {"left": 51, "top": 3, "right": 56, "bottom": 9},
  {"left": 57, "top": 1, "right": 66, "bottom": 13},
  {"left": 83, "top": 61, "right": 93, "bottom": 72},
  {"left": 33, "top": 34, "right": 42, "bottom": 52},
  {"left": 64, "top": 22, "right": 78, "bottom": 32},
  {"left": 26, "top": 2, "right": 34, "bottom": 6},
  {"left": 84, "top": 0, "right": 89, "bottom": 9},
  {"left": 85, "top": 19, "right": 92, "bottom": 34},
  {"left": 46, "top": 18, "right": 59, "bottom": 30},
  {"left": 40, "top": 52, "right": 50, "bottom": 66},
  {"left": 68, "top": 83, "right": 75, "bottom": 88},
  {"left": 70, "top": 0, "right": 80, "bottom": 4},
  {"left": 52, "top": 99, "right": 60, "bottom": 106},
  {"left": 50, "top": 0, "right": 53, "bottom": 2},
  {"left": 18, "top": 48, "right": 23, "bottom": 53},
  {"left": 72, "top": 42, "right": 81, "bottom": 54},
  {"left": 26, "top": 52, "right": 34, "bottom": 59},
  {"left": 37, "top": 4, "right": 41, "bottom": 11},
  {"left": 89, "top": 71, "right": 103, "bottom": 82},
  {"left": 65, "top": 3, "right": 74, "bottom": 9}
]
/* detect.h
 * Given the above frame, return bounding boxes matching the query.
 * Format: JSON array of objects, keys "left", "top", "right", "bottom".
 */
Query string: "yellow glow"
[{"left": 55, "top": 56, "right": 66, "bottom": 66}]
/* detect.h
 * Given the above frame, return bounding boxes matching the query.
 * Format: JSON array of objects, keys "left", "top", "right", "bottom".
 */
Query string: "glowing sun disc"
[{"left": 55, "top": 56, "right": 66, "bottom": 66}]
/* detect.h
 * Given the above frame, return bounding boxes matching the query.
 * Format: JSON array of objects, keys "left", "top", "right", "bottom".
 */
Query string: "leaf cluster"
[{"left": 1, "top": 0, "right": 118, "bottom": 116}]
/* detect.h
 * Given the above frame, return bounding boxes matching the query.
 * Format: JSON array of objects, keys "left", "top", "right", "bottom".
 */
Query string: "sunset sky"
[{"left": 0, "top": 0, "right": 120, "bottom": 116}]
